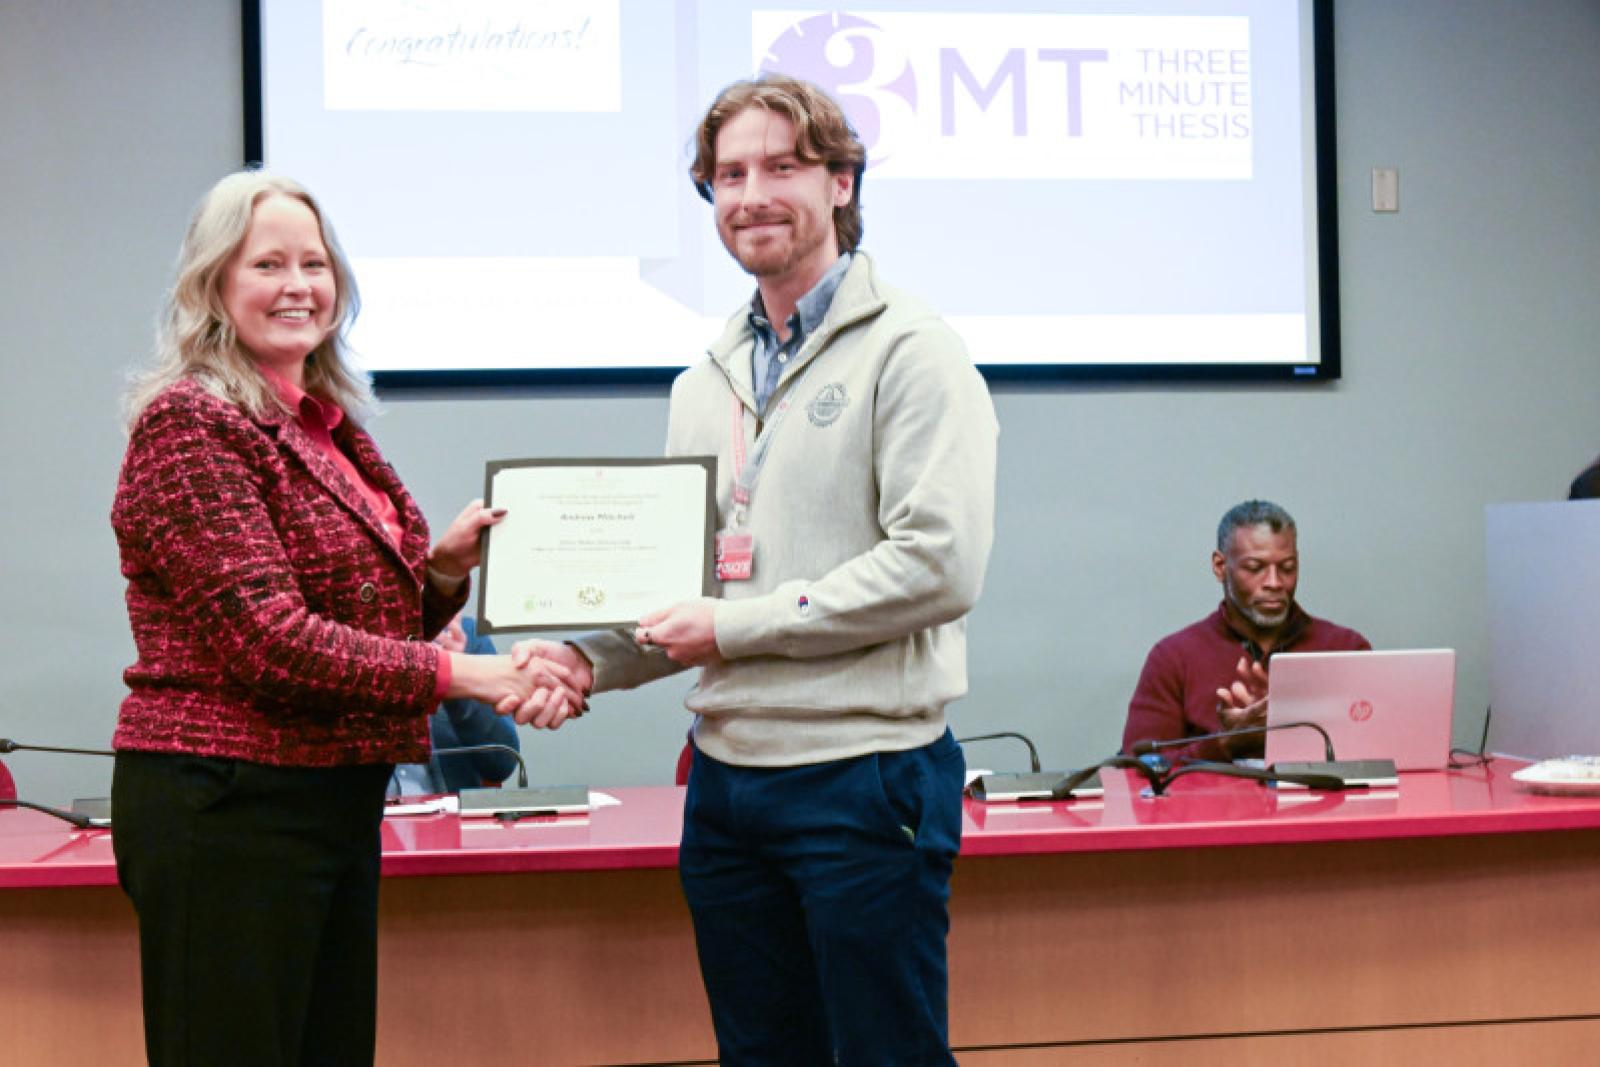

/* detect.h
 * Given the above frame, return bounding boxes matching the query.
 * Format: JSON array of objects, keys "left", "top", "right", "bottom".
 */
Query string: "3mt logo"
[{"left": 759, "top": 13, "right": 916, "bottom": 164}]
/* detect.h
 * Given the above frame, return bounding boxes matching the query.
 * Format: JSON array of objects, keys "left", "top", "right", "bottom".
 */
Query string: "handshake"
[
  {"left": 439, "top": 597, "right": 722, "bottom": 729},
  {"left": 444, "top": 641, "right": 595, "bottom": 730}
]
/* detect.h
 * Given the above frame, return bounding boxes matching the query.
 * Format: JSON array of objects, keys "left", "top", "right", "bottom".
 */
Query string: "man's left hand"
[
  {"left": 1216, "top": 655, "right": 1269, "bottom": 733},
  {"left": 636, "top": 599, "right": 722, "bottom": 667}
]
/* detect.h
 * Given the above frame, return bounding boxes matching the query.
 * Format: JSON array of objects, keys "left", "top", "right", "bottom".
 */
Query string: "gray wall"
[{"left": 3, "top": 1, "right": 1597, "bottom": 804}]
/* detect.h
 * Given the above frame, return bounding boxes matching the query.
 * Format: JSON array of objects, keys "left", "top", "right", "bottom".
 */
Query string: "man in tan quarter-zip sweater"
[{"left": 515, "top": 74, "right": 997, "bottom": 1067}]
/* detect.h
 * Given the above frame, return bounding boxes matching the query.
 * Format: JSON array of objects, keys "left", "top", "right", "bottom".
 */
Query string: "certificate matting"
[{"left": 476, "top": 457, "right": 717, "bottom": 633}]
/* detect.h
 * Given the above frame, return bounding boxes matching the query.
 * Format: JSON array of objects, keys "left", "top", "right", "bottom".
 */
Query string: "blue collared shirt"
[{"left": 747, "top": 253, "right": 852, "bottom": 414}]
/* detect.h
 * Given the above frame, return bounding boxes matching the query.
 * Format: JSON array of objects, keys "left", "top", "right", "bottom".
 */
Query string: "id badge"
[{"left": 715, "top": 527, "right": 754, "bottom": 582}]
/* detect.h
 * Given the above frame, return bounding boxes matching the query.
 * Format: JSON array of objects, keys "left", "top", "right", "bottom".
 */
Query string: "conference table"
[{"left": 5, "top": 760, "right": 1600, "bottom": 1065}]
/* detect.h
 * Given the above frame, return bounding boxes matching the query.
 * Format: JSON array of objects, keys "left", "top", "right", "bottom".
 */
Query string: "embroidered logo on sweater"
[{"left": 807, "top": 383, "right": 849, "bottom": 427}]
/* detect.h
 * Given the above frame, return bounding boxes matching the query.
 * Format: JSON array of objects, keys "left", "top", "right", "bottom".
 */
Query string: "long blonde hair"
[{"left": 124, "top": 170, "right": 375, "bottom": 427}]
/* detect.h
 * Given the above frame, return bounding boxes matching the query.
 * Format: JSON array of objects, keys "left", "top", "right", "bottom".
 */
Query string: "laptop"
[{"left": 1263, "top": 649, "right": 1457, "bottom": 771}]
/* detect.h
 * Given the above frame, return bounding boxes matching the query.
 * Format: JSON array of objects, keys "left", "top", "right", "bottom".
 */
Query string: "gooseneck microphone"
[
  {"left": 956, "top": 732, "right": 1042, "bottom": 774},
  {"left": 428, "top": 744, "right": 528, "bottom": 788},
  {"left": 0, "top": 738, "right": 116, "bottom": 758},
  {"left": 960, "top": 732, "right": 1094, "bottom": 801},
  {"left": 967, "top": 746, "right": 1354, "bottom": 801},
  {"left": 0, "top": 798, "right": 106, "bottom": 830},
  {"left": 0, "top": 738, "right": 118, "bottom": 827},
  {"left": 1130, "top": 720, "right": 1337, "bottom": 764}
]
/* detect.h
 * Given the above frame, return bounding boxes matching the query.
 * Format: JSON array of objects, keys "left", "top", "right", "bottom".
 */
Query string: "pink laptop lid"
[{"left": 1264, "top": 650, "right": 1457, "bottom": 771}]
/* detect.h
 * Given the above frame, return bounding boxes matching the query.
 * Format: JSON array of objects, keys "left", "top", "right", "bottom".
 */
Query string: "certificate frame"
[{"left": 476, "top": 457, "right": 717, "bottom": 634}]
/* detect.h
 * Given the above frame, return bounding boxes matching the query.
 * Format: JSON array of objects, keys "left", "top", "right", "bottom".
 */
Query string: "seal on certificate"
[
  {"left": 576, "top": 585, "right": 606, "bottom": 609},
  {"left": 807, "top": 382, "right": 849, "bottom": 427}
]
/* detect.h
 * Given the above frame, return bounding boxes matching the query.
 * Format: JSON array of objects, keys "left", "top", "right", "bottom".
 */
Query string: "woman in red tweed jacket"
[{"left": 110, "top": 170, "right": 581, "bottom": 1067}]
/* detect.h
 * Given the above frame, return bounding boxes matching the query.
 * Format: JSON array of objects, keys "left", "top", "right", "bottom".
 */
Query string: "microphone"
[
  {"left": 967, "top": 753, "right": 1166, "bottom": 802},
  {"left": 961, "top": 732, "right": 1093, "bottom": 801},
  {"left": 1130, "top": 721, "right": 1336, "bottom": 765},
  {"left": 0, "top": 740, "right": 117, "bottom": 824},
  {"left": 956, "top": 732, "right": 1041, "bottom": 773},
  {"left": 429, "top": 744, "right": 528, "bottom": 788},
  {"left": 0, "top": 738, "right": 116, "bottom": 757},
  {"left": 0, "top": 798, "right": 108, "bottom": 830}
]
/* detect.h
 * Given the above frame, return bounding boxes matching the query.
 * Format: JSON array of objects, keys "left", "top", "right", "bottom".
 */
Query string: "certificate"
[{"left": 476, "top": 457, "right": 717, "bottom": 633}]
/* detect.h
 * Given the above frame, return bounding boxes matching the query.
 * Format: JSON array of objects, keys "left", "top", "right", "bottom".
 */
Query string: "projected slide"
[{"left": 257, "top": 0, "right": 1330, "bottom": 378}]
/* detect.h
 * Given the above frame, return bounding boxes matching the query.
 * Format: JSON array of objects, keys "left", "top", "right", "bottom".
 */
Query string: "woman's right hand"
[{"left": 447, "top": 653, "right": 584, "bottom": 729}]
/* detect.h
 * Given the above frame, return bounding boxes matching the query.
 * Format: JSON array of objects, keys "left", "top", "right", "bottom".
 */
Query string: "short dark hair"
[
  {"left": 688, "top": 73, "right": 867, "bottom": 253},
  {"left": 1216, "top": 500, "right": 1297, "bottom": 553}
]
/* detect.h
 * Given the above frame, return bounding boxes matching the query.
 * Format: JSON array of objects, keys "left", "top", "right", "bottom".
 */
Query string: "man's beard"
[
  {"left": 721, "top": 211, "right": 829, "bottom": 280},
  {"left": 1225, "top": 575, "right": 1292, "bottom": 629}
]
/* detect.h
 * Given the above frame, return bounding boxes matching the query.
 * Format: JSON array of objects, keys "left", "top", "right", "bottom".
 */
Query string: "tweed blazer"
[{"left": 113, "top": 377, "right": 466, "bottom": 767}]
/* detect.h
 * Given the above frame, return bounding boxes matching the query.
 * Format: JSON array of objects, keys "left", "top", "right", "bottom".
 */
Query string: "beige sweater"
[{"left": 577, "top": 253, "right": 998, "bottom": 767}]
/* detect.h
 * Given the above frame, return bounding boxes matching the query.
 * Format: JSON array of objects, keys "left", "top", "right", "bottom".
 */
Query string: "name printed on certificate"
[{"left": 477, "top": 457, "right": 716, "bottom": 633}]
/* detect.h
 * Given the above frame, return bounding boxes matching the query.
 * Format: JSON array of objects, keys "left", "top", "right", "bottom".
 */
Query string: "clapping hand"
[{"left": 1216, "top": 655, "right": 1270, "bottom": 733}]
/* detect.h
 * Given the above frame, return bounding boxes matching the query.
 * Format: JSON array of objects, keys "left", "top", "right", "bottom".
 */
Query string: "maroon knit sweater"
[
  {"left": 1122, "top": 602, "right": 1370, "bottom": 763},
  {"left": 112, "top": 378, "right": 467, "bottom": 767}
]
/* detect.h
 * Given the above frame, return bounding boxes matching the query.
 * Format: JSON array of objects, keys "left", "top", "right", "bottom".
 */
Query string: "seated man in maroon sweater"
[{"left": 1122, "top": 500, "right": 1369, "bottom": 763}]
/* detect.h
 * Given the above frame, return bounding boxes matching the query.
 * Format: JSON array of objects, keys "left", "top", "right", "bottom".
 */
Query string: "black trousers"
[{"left": 111, "top": 751, "right": 391, "bottom": 1067}]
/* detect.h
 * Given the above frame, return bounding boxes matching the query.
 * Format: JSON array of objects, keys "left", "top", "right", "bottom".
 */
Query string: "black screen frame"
[{"left": 241, "top": 0, "right": 1341, "bottom": 388}]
